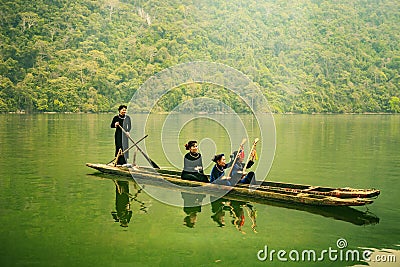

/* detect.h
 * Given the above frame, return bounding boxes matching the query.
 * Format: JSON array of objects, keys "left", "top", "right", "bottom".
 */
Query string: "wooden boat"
[
  {"left": 86, "top": 163, "right": 379, "bottom": 207},
  {"left": 257, "top": 181, "right": 380, "bottom": 198},
  {"left": 154, "top": 169, "right": 380, "bottom": 199},
  {"left": 88, "top": 172, "right": 379, "bottom": 226}
]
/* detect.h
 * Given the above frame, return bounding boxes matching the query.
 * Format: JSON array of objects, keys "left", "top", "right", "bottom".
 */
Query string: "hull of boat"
[{"left": 86, "top": 163, "right": 378, "bottom": 207}]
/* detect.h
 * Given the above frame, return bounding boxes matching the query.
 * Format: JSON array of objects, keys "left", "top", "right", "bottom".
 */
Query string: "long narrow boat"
[
  {"left": 88, "top": 172, "right": 379, "bottom": 226},
  {"left": 86, "top": 163, "right": 379, "bottom": 207},
  {"left": 154, "top": 168, "right": 380, "bottom": 199}
]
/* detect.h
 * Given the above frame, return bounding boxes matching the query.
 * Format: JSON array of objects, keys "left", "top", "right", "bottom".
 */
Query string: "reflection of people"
[
  {"left": 110, "top": 105, "right": 132, "bottom": 165},
  {"left": 181, "top": 141, "right": 208, "bottom": 182},
  {"left": 210, "top": 197, "right": 257, "bottom": 232},
  {"left": 229, "top": 200, "right": 246, "bottom": 232},
  {"left": 181, "top": 192, "right": 205, "bottom": 228},
  {"left": 210, "top": 196, "right": 228, "bottom": 227},
  {"left": 111, "top": 181, "right": 132, "bottom": 227}
]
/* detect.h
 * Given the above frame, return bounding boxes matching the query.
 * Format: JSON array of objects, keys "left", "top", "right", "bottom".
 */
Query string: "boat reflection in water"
[{"left": 93, "top": 175, "right": 379, "bottom": 228}]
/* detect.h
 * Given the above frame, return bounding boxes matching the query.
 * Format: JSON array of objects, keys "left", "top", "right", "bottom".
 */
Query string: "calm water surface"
[{"left": 0, "top": 114, "right": 399, "bottom": 267}]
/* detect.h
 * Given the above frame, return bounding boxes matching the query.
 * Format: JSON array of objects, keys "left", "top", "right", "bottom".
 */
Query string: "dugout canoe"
[
  {"left": 88, "top": 172, "right": 379, "bottom": 226},
  {"left": 86, "top": 163, "right": 378, "bottom": 207},
  {"left": 257, "top": 181, "right": 380, "bottom": 198},
  {"left": 153, "top": 168, "right": 380, "bottom": 199}
]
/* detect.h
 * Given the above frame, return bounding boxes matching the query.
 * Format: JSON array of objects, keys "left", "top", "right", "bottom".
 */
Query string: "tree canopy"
[{"left": 0, "top": 0, "right": 399, "bottom": 113}]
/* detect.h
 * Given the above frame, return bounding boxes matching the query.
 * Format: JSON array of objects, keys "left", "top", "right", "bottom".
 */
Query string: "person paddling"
[
  {"left": 230, "top": 150, "right": 256, "bottom": 185},
  {"left": 210, "top": 153, "right": 233, "bottom": 185},
  {"left": 181, "top": 140, "right": 208, "bottom": 182},
  {"left": 210, "top": 150, "right": 255, "bottom": 185},
  {"left": 111, "top": 105, "right": 131, "bottom": 165}
]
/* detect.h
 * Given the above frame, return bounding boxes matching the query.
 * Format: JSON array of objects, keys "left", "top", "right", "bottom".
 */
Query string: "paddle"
[
  {"left": 107, "top": 134, "right": 148, "bottom": 165},
  {"left": 242, "top": 138, "right": 259, "bottom": 174},
  {"left": 226, "top": 138, "right": 247, "bottom": 179},
  {"left": 118, "top": 125, "right": 160, "bottom": 169}
]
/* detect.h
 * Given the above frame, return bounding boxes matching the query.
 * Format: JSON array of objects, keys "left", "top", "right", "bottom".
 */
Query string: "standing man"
[{"left": 111, "top": 105, "right": 132, "bottom": 165}]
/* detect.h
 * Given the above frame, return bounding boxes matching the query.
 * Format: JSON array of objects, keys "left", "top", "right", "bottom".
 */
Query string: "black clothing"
[
  {"left": 209, "top": 159, "right": 233, "bottom": 184},
  {"left": 231, "top": 160, "right": 255, "bottom": 185},
  {"left": 182, "top": 192, "right": 205, "bottom": 214},
  {"left": 112, "top": 181, "right": 132, "bottom": 227},
  {"left": 181, "top": 192, "right": 205, "bottom": 228},
  {"left": 111, "top": 115, "right": 131, "bottom": 165},
  {"left": 210, "top": 196, "right": 228, "bottom": 213},
  {"left": 181, "top": 171, "right": 209, "bottom": 183},
  {"left": 181, "top": 152, "right": 209, "bottom": 182},
  {"left": 183, "top": 152, "right": 203, "bottom": 172}
]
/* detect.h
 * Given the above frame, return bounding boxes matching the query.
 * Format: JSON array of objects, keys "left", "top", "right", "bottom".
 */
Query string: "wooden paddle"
[
  {"left": 242, "top": 138, "right": 259, "bottom": 174},
  {"left": 118, "top": 125, "right": 160, "bottom": 169},
  {"left": 226, "top": 138, "right": 247, "bottom": 179},
  {"left": 107, "top": 134, "right": 148, "bottom": 165}
]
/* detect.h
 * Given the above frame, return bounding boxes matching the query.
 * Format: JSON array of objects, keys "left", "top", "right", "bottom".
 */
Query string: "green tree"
[{"left": 388, "top": 96, "right": 400, "bottom": 113}]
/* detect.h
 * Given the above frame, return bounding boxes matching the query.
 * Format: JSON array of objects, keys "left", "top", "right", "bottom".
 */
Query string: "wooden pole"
[
  {"left": 243, "top": 138, "right": 259, "bottom": 174},
  {"left": 226, "top": 138, "right": 247, "bottom": 178},
  {"left": 114, "top": 148, "right": 123, "bottom": 166},
  {"left": 118, "top": 125, "right": 160, "bottom": 169},
  {"left": 107, "top": 135, "right": 148, "bottom": 165}
]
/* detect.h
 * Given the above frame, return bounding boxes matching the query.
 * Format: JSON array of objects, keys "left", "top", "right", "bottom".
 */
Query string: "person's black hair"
[
  {"left": 212, "top": 153, "right": 225, "bottom": 163},
  {"left": 184, "top": 140, "right": 197, "bottom": 150},
  {"left": 231, "top": 151, "right": 238, "bottom": 159},
  {"left": 118, "top": 105, "right": 127, "bottom": 111}
]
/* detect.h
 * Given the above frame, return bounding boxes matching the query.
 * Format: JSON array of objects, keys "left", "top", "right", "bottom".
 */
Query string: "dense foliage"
[{"left": 0, "top": 0, "right": 399, "bottom": 113}]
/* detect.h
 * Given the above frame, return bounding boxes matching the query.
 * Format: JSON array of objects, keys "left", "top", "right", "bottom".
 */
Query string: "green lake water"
[{"left": 0, "top": 114, "right": 399, "bottom": 267}]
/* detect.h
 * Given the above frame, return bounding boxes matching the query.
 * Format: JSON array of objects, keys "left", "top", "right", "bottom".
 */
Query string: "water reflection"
[
  {"left": 111, "top": 181, "right": 132, "bottom": 227},
  {"left": 180, "top": 193, "right": 258, "bottom": 232},
  {"left": 99, "top": 176, "right": 379, "bottom": 229},
  {"left": 256, "top": 199, "right": 380, "bottom": 226},
  {"left": 111, "top": 180, "right": 148, "bottom": 227},
  {"left": 210, "top": 197, "right": 227, "bottom": 227},
  {"left": 181, "top": 192, "right": 206, "bottom": 228},
  {"left": 210, "top": 197, "right": 257, "bottom": 233}
]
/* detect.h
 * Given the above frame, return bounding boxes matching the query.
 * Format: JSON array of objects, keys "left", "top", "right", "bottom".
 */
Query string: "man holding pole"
[{"left": 111, "top": 105, "right": 132, "bottom": 165}]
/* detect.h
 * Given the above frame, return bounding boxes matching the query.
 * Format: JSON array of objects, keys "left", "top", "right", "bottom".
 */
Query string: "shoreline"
[{"left": 3, "top": 111, "right": 399, "bottom": 115}]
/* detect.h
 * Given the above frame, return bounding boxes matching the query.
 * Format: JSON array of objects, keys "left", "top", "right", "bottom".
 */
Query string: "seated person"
[
  {"left": 230, "top": 150, "right": 255, "bottom": 185},
  {"left": 210, "top": 153, "right": 233, "bottom": 185},
  {"left": 210, "top": 151, "right": 255, "bottom": 186},
  {"left": 181, "top": 140, "right": 208, "bottom": 182}
]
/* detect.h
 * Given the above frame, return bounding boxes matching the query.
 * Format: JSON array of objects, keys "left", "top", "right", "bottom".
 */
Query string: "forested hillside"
[{"left": 0, "top": 0, "right": 399, "bottom": 113}]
